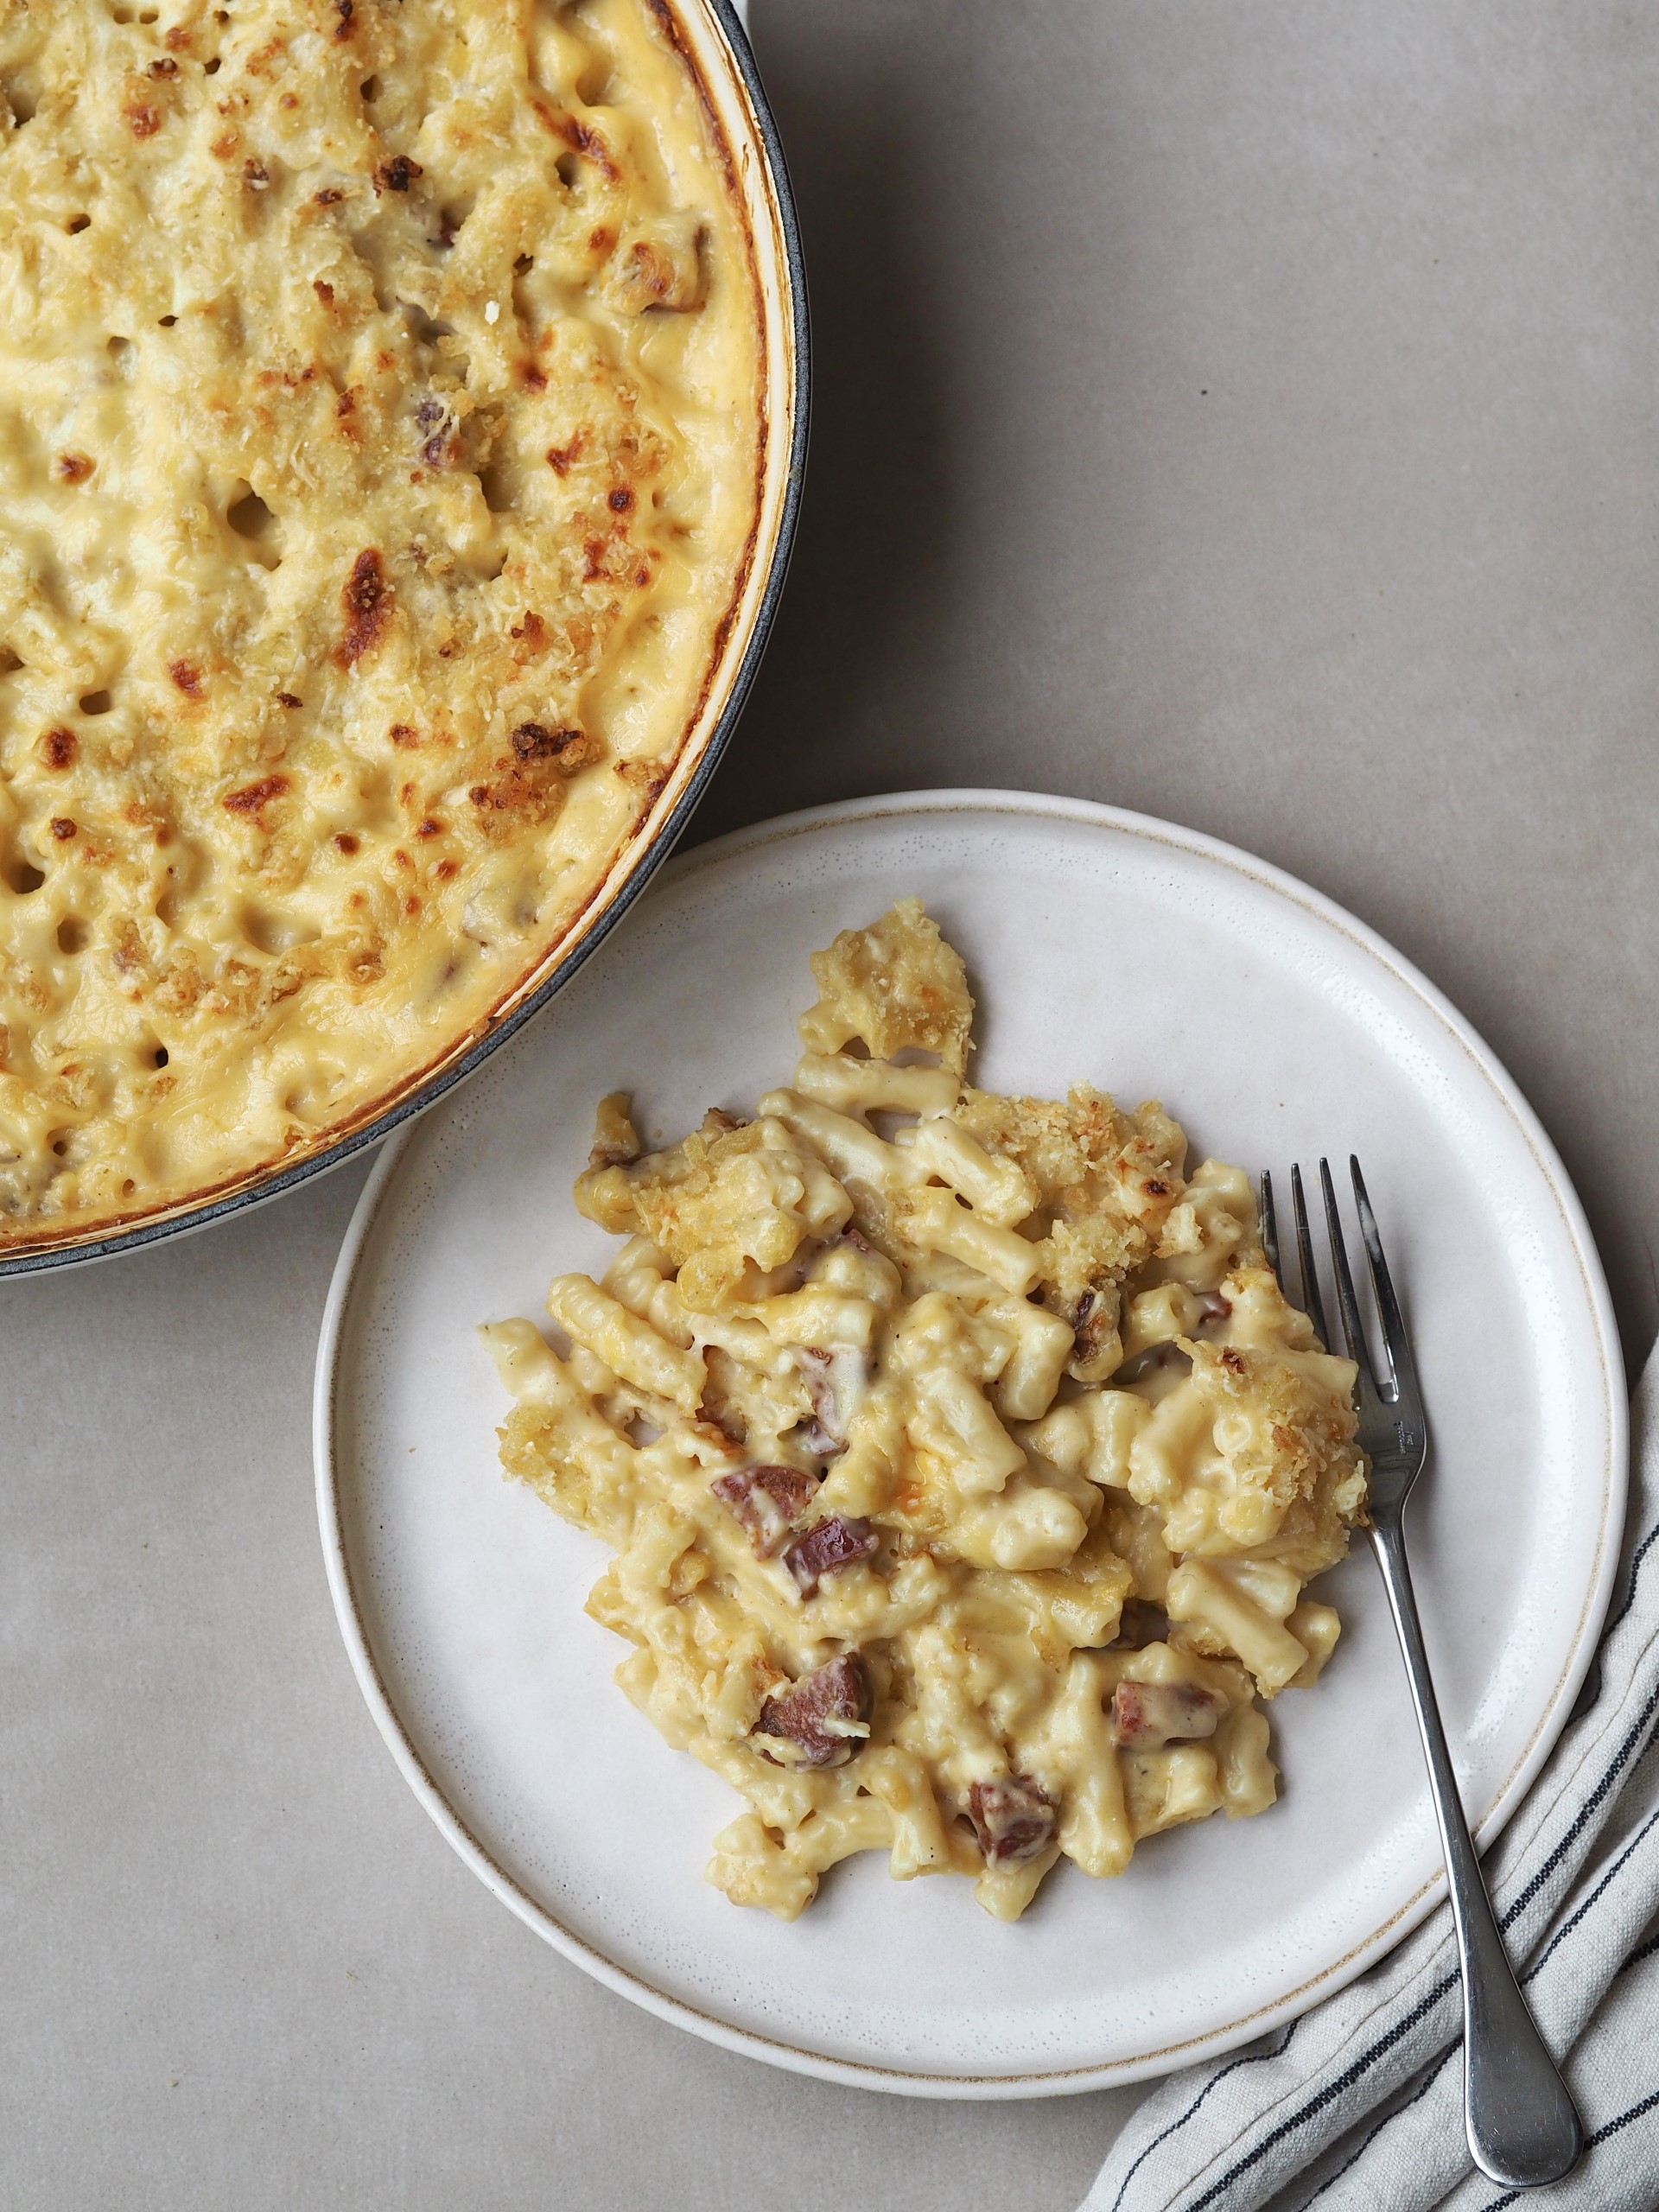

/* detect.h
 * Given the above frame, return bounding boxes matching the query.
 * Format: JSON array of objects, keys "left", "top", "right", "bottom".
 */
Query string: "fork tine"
[
  {"left": 1289, "top": 1164, "right": 1332, "bottom": 1349},
  {"left": 1259, "top": 1170, "right": 1281, "bottom": 1282},
  {"left": 1349, "top": 1157, "right": 1414, "bottom": 1402},
  {"left": 1318, "top": 1156, "right": 1371, "bottom": 1381}
]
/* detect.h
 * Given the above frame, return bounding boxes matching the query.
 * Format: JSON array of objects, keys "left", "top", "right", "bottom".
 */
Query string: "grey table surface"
[{"left": 6, "top": 6, "right": 1657, "bottom": 2208}]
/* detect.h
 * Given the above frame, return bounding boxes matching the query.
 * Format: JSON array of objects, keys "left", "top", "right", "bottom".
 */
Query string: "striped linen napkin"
[{"left": 1082, "top": 1348, "right": 1659, "bottom": 2212}]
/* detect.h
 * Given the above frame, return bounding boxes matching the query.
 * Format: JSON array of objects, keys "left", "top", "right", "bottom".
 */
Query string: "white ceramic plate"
[{"left": 315, "top": 791, "right": 1625, "bottom": 2096}]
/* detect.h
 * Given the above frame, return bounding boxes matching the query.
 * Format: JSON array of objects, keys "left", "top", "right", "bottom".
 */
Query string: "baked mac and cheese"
[
  {"left": 486, "top": 902, "right": 1369, "bottom": 1920},
  {"left": 0, "top": 0, "right": 760, "bottom": 1243}
]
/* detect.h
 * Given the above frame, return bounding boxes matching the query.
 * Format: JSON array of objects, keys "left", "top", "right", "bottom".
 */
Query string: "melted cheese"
[
  {"left": 0, "top": 0, "right": 761, "bottom": 1240},
  {"left": 487, "top": 905, "right": 1369, "bottom": 1921}
]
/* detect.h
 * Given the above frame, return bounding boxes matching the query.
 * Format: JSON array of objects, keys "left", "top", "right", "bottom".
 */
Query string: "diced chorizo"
[
  {"left": 967, "top": 1775, "right": 1057, "bottom": 1865},
  {"left": 1109, "top": 1679, "right": 1223, "bottom": 1751},
  {"left": 794, "top": 1343, "right": 867, "bottom": 1458},
  {"left": 753, "top": 1652, "right": 872, "bottom": 1770},
  {"left": 711, "top": 1464, "right": 817, "bottom": 1557},
  {"left": 783, "top": 1514, "right": 878, "bottom": 1597}
]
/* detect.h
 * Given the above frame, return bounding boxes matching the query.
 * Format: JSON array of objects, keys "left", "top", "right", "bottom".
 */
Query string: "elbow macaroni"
[{"left": 485, "top": 899, "right": 1369, "bottom": 1921}]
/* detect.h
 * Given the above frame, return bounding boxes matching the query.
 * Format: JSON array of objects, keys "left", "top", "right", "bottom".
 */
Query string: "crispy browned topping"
[
  {"left": 333, "top": 549, "right": 390, "bottom": 668},
  {"left": 373, "top": 154, "right": 423, "bottom": 194},
  {"left": 223, "top": 774, "right": 289, "bottom": 817},
  {"left": 0, "top": 0, "right": 763, "bottom": 1245},
  {"left": 549, "top": 111, "right": 619, "bottom": 181},
  {"left": 510, "top": 721, "right": 588, "bottom": 763}
]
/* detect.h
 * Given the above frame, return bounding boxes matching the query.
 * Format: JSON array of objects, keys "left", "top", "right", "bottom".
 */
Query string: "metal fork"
[{"left": 1261, "top": 1158, "right": 1583, "bottom": 2189}]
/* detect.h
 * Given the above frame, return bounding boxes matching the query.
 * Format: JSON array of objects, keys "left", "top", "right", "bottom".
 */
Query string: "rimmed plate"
[{"left": 314, "top": 790, "right": 1625, "bottom": 2096}]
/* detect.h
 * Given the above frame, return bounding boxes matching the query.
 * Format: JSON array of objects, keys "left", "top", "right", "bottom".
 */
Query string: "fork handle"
[{"left": 1369, "top": 1520, "right": 1584, "bottom": 2188}]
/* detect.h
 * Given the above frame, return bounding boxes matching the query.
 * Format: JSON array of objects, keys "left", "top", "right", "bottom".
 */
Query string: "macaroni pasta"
[
  {"left": 0, "top": 0, "right": 760, "bottom": 1241},
  {"left": 486, "top": 901, "right": 1368, "bottom": 1919}
]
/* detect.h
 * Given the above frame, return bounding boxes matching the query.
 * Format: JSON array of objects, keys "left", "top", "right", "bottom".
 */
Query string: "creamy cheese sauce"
[
  {"left": 0, "top": 0, "right": 761, "bottom": 1238},
  {"left": 487, "top": 904, "right": 1369, "bottom": 1921}
]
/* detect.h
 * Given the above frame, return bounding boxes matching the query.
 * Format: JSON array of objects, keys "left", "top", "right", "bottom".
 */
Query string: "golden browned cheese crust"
[{"left": 0, "top": 0, "right": 761, "bottom": 1238}]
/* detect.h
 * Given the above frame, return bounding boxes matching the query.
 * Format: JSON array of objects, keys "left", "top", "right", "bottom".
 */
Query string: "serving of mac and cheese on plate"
[
  {"left": 486, "top": 898, "right": 1369, "bottom": 1921},
  {"left": 321, "top": 792, "right": 1619, "bottom": 2085}
]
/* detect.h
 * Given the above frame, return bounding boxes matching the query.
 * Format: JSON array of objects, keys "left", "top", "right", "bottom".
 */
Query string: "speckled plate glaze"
[{"left": 315, "top": 790, "right": 1624, "bottom": 2097}]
